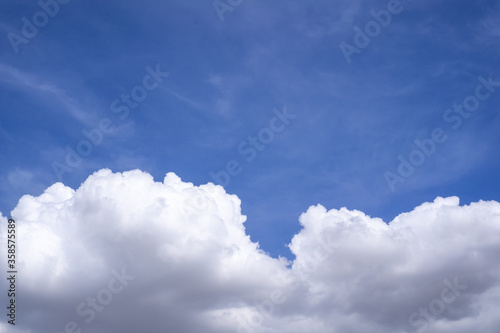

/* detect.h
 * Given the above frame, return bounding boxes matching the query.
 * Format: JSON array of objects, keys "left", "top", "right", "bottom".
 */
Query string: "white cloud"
[{"left": 1, "top": 169, "right": 500, "bottom": 332}]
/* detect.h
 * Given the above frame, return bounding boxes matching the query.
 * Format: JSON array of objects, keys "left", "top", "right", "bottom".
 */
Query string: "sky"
[{"left": 0, "top": 0, "right": 499, "bottom": 332}]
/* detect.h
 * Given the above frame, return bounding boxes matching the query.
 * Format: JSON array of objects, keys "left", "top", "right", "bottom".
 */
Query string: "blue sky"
[{"left": 1, "top": 0, "right": 499, "bottom": 260}]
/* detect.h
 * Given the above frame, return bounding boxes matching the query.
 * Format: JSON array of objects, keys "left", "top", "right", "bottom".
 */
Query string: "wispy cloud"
[{"left": 0, "top": 63, "right": 96, "bottom": 126}]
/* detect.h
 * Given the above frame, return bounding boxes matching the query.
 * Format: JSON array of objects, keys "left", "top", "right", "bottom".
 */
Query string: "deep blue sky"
[{"left": 1, "top": 0, "right": 499, "bottom": 259}]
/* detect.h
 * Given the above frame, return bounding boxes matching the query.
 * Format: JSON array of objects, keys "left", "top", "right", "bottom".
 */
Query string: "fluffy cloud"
[
  {"left": 289, "top": 197, "right": 500, "bottom": 332},
  {"left": 1, "top": 169, "right": 499, "bottom": 333}
]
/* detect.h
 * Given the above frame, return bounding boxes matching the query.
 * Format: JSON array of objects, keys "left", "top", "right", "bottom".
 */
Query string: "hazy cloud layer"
[{"left": 1, "top": 169, "right": 499, "bottom": 332}]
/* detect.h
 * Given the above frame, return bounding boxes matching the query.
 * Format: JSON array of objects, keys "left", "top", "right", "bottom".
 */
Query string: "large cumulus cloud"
[
  {"left": 289, "top": 197, "right": 500, "bottom": 332},
  {"left": 1, "top": 169, "right": 499, "bottom": 333}
]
